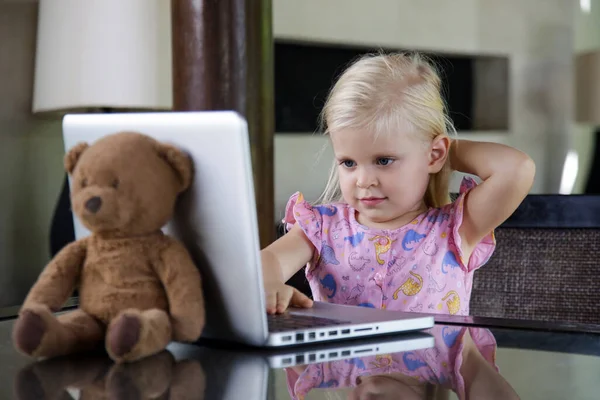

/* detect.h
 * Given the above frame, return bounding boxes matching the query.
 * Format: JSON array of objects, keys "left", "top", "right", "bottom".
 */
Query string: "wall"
[
  {"left": 272, "top": 0, "right": 575, "bottom": 218},
  {"left": 0, "top": 3, "right": 65, "bottom": 307},
  {"left": 0, "top": 0, "right": 583, "bottom": 306}
]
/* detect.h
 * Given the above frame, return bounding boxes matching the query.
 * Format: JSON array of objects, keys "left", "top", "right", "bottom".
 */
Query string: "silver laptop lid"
[{"left": 62, "top": 111, "right": 269, "bottom": 345}]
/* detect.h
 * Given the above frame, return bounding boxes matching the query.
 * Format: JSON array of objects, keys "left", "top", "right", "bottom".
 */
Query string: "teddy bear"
[
  {"left": 12, "top": 131, "right": 206, "bottom": 363},
  {"left": 13, "top": 350, "right": 205, "bottom": 400}
]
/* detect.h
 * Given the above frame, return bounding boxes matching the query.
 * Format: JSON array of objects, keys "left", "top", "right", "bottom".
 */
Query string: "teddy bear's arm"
[
  {"left": 156, "top": 238, "right": 205, "bottom": 342},
  {"left": 22, "top": 238, "right": 87, "bottom": 312}
]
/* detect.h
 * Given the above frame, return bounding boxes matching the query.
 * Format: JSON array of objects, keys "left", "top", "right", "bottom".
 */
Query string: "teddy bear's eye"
[
  {"left": 81, "top": 178, "right": 87, "bottom": 188},
  {"left": 112, "top": 179, "right": 120, "bottom": 189}
]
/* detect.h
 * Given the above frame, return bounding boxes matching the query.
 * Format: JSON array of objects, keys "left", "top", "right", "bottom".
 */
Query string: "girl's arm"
[
  {"left": 261, "top": 224, "right": 315, "bottom": 313},
  {"left": 449, "top": 139, "right": 535, "bottom": 253},
  {"left": 261, "top": 224, "right": 315, "bottom": 283},
  {"left": 460, "top": 330, "right": 521, "bottom": 399}
]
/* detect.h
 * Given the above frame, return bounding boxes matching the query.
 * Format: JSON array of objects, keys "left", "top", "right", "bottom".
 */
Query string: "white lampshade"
[{"left": 32, "top": 0, "right": 173, "bottom": 114}]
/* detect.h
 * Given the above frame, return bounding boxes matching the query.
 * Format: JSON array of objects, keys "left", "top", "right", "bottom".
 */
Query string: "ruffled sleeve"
[
  {"left": 284, "top": 367, "right": 303, "bottom": 400},
  {"left": 449, "top": 176, "right": 496, "bottom": 272},
  {"left": 283, "top": 192, "right": 323, "bottom": 252}
]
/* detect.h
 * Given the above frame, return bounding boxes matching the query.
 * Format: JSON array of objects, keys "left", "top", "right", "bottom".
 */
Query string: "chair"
[
  {"left": 49, "top": 174, "right": 75, "bottom": 258},
  {"left": 470, "top": 195, "right": 600, "bottom": 325},
  {"left": 49, "top": 174, "right": 79, "bottom": 304}
]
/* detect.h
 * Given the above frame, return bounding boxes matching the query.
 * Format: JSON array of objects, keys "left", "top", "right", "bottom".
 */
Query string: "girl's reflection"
[{"left": 286, "top": 325, "right": 520, "bottom": 400}]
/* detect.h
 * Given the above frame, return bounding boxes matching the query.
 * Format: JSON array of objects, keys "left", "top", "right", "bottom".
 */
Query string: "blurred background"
[{"left": 0, "top": 0, "right": 598, "bottom": 311}]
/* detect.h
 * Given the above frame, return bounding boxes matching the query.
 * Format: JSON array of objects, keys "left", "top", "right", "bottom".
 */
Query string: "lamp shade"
[
  {"left": 575, "top": 50, "right": 600, "bottom": 124},
  {"left": 32, "top": 0, "right": 172, "bottom": 113}
]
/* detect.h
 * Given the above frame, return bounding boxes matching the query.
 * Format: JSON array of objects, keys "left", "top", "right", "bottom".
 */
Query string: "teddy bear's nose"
[{"left": 85, "top": 196, "right": 102, "bottom": 213}]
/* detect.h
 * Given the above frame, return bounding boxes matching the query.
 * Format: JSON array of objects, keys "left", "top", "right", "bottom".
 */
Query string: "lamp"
[
  {"left": 32, "top": 0, "right": 172, "bottom": 114},
  {"left": 35, "top": 0, "right": 173, "bottom": 309}
]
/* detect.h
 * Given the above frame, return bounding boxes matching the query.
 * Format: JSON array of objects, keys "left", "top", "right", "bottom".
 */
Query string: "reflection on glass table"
[
  {"left": 8, "top": 321, "right": 600, "bottom": 400},
  {"left": 12, "top": 350, "right": 205, "bottom": 400},
  {"left": 284, "top": 325, "right": 518, "bottom": 400}
]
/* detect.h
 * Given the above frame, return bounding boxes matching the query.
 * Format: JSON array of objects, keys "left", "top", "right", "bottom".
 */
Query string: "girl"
[{"left": 261, "top": 52, "right": 535, "bottom": 316}]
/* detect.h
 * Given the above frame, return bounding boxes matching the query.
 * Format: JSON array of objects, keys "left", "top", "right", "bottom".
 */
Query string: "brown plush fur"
[
  {"left": 13, "top": 350, "right": 205, "bottom": 400},
  {"left": 12, "top": 132, "right": 205, "bottom": 363}
]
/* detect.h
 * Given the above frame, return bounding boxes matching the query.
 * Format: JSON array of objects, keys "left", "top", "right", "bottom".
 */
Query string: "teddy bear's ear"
[
  {"left": 155, "top": 143, "right": 193, "bottom": 192},
  {"left": 64, "top": 142, "right": 89, "bottom": 174}
]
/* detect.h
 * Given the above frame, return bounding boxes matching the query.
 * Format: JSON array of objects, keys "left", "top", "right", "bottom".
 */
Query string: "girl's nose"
[{"left": 356, "top": 167, "right": 378, "bottom": 188}]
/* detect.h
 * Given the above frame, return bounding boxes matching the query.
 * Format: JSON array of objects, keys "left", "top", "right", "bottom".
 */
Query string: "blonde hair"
[{"left": 316, "top": 51, "right": 456, "bottom": 208}]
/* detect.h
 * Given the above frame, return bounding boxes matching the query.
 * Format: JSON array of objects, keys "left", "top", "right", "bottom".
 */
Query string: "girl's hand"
[{"left": 264, "top": 280, "right": 313, "bottom": 314}]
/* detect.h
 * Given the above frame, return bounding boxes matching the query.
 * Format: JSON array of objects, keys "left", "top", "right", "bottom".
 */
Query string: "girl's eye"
[
  {"left": 341, "top": 160, "right": 356, "bottom": 168},
  {"left": 81, "top": 178, "right": 88, "bottom": 188},
  {"left": 112, "top": 179, "right": 120, "bottom": 189},
  {"left": 377, "top": 158, "right": 394, "bottom": 166}
]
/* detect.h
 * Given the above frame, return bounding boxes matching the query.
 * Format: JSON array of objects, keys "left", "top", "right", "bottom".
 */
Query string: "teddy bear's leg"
[
  {"left": 169, "top": 359, "right": 206, "bottom": 400},
  {"left": 13, "top": 305, "right": 104, "bottom": 359},
  {"left": 105, "top": 350, "right": 174, "bottom": 399},
  {"left": 106, "top": 308, "right": 172, "bottom": 363},
  {"left": 13, "top": 354, "right": 112, "bottom": 400}
]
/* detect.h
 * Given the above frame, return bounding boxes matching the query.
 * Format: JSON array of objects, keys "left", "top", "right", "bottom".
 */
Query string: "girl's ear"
[{"left": 428, "top": 135, "right": 451, "bottom": 173}]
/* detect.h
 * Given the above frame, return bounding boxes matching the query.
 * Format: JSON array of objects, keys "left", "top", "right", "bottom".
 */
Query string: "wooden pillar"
[{"left": 171, "top": 0, "right": 275, "bottom": 248}]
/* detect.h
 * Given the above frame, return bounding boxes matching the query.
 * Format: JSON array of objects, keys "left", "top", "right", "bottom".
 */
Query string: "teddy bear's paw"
[
  {"left": 106, "top": 313, "right": 141, "bottom": 361},
  {"left": 13, "top": 309, "right": 47, "bottom": 356},
  {"left": 107, "top": 309, "right": 172, "bottom": 363}
]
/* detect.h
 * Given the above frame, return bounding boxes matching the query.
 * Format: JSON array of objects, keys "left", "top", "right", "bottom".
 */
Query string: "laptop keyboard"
[{"left": 267, "top": 313, "right": 351, "bottom": 332}]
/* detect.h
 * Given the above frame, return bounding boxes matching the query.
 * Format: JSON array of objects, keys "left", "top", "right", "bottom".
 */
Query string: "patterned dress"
[{"left": 283, "top": 177, "right": 496, "bottom": 316}]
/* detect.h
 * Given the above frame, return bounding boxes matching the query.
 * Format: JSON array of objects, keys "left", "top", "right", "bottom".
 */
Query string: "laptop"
[
  {"left": 61, "top": 111, "right": 434, "bottom": 347},
  {"left": 169, "top": 330, "right": 434, "bottom": 369}
]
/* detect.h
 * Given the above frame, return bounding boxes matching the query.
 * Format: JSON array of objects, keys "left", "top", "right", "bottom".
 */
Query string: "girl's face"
[
  {"left": 331, "top": 128, "right": 448, "bottom": 230},
  {"left": 348, "top": 375, "right": 427, "bottom": 400}
]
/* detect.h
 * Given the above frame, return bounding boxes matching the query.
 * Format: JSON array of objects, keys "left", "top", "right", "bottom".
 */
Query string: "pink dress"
[
  {"left": 285, "top": 325, "right": 499, "bottom": 400},
  {"left": 283, "top": 177, "right": 496, "bottom": 316}
]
